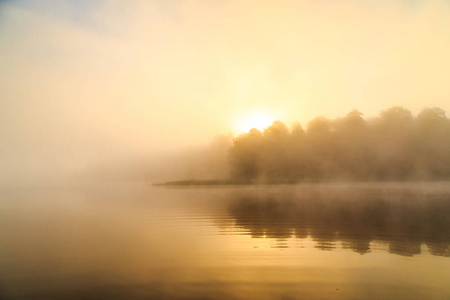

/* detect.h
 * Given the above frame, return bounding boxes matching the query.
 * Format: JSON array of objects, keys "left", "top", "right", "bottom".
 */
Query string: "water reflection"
[
  {"left": 225, "top": 187, "right": 450, "bottom": 257},
  {"left": 1, "top": 184, "right": 450, "bottom": 300}
]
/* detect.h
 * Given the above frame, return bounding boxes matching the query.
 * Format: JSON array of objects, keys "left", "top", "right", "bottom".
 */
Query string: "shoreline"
[{"left": 152, "top": 179, "right": 450, "bottom": 187}]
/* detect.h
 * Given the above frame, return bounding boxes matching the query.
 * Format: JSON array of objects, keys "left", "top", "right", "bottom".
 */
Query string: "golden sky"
[{"left": 1, "top": 0, "right": 450, "bottom": 180}]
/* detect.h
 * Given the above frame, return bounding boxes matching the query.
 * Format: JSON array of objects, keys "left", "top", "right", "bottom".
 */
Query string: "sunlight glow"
[{"left": 237, "top": 112, "right": 275, "bottom": 133}]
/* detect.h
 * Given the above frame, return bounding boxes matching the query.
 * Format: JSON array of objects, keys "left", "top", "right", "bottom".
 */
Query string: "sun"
[{"left": 236, "top": 111, "right": 275, "bottom": 133}]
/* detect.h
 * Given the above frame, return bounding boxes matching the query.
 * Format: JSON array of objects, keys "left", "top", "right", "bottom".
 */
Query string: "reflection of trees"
[
  {"left": 229, "top": 106, "right": 450, "bottom": 182},
  {"left": 227, "top": 188, "right": 450, "bottom": 256}
]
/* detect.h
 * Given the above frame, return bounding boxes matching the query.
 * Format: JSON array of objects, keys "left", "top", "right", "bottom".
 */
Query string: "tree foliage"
[{"left": 228, "top": 107, "right": 450, "bottom": 182}]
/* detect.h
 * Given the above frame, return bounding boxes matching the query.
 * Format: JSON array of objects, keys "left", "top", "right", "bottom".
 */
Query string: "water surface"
[{"left": 1, "top": 183, "right": 449, "bottom": 299}]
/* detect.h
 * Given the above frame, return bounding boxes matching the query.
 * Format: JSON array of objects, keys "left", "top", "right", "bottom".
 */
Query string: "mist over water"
[{"left": 1, "top": 183, "right": 450, "bottom": 299}]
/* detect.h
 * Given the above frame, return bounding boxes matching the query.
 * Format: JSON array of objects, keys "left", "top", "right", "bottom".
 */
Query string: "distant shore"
[
  {"left": 153, "top": 180, "right": 250, "bottom": 186},
  {"left": 152, "top": 179, "right": 450, "bottom": 187},
  {"left": 153, "top": 179, "right": 318, "bottom": 186}
]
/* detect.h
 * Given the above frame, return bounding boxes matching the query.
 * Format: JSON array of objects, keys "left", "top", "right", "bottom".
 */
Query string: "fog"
[
  {"left": 1, "top": 0, "right": 450, "bottom": 185},
  {"left": 82, "top": 134, "right": 233, "bottom": 183}
]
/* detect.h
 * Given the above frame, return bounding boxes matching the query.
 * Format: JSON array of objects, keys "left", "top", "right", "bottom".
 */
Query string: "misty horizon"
[{"left": 78, "top": 105, "right": 450, "bottom": 185}]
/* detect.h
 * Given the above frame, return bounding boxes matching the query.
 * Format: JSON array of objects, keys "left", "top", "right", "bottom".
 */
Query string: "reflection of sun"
[{"left": 237, "top": 111, "right": 275, "bottom": 133}]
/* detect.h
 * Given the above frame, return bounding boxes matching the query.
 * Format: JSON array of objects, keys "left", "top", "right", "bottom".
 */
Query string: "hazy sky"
[{"left": 1, "top": 0, "right": 450, "bottom": 181}]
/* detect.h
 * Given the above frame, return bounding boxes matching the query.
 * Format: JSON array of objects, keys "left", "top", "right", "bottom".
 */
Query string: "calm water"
[{"left": 1, "top": 182, "right": 449, "bottom": 299}]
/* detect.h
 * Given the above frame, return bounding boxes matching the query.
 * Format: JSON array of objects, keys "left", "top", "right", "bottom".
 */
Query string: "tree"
[
  {"left": 227, "top": 106, "right": 450, "bottom": 182},
  {"left": 228, "top": 129, "right": 263, "bottom": 181},
  {"left": 414, "top": 107, "right": 450, "bottom": 178}
]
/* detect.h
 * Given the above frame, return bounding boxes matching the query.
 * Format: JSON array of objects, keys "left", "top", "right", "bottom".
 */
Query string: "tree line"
[{"left": 228, "top": 107, "right": 450, "bottom": 182}]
